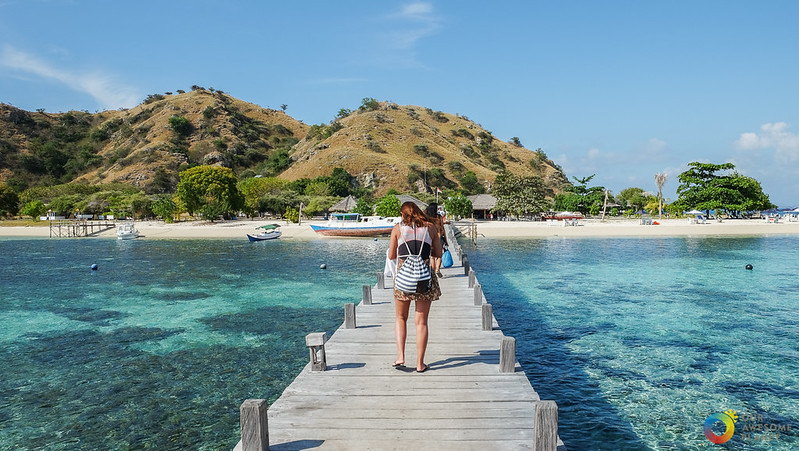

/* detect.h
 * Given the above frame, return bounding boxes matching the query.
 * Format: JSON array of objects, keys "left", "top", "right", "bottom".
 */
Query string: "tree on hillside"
[
  {"left": 168, "top": 115, "right": 193, "bottom": 138},
  {"left": 491, "top": 172, "right": 549, "bottom": 218},
  {"left": 0, "top": 183, "right": 19, "bottom": 216},
  {"left": 176, "top": 165, "right": 243, "bottom": 218},
  {"left": 675, "top": 162, "right": 774, "bottom": 215}
]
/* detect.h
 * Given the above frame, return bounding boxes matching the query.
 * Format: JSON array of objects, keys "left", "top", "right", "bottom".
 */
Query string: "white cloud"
[
  {"left": 0, "top": 45, "right": 139, "bottom": 110},
  {"left": 377, "top": 1, "right": 441, "bottom": 66},
  {"left": 735, "top": 122, "right": 799, "bottom": 163}
]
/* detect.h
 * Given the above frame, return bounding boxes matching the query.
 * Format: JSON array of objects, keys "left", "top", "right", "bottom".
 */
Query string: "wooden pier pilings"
[
  {"left": 48, "top": 219, "right": 115, "bottom": 238},
  {"left": 234, "top": 228, "right": 565, "bottom": 450}
]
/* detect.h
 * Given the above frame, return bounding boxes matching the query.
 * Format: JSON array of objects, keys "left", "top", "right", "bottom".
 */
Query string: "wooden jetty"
[
  {"left": 234, "top": 235, "right": 565, "bottom": 450},
  {"left": 49, "top": 219, "right": 115, "bottom": 238}
]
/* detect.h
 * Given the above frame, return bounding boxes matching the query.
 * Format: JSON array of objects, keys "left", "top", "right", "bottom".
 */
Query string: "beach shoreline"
[{"left": 2, "top": 217, "right": 798, "bottom": 240}]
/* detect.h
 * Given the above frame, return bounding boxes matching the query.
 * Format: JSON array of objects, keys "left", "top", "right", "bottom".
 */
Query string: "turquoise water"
[
  {"left": 468, "top": 236, "right": 799, "bottom": 450},
  {"left": 0, "top": 237, "right": 385, "bottom": 450},
  {"left": 1, "top": 235, "right": 797, "bottom": 450}
]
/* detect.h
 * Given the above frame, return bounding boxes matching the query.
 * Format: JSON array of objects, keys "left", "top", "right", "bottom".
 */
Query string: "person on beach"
[
  {"left": 425, "top": 203, "right": 448, "bottom": 278},
  {"left": 388, "top": 201, "right": 442, "bottom": 373}
]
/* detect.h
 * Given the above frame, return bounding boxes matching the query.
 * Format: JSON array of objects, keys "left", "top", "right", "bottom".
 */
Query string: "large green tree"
[
  {"left": 443, "top": 194, "right": 473, "bottom": 219},
  {"left": 616, "top": 187, "right": 653, "bottom": 213},
  {"left": 554, "top": 175, "right": 606, "bottom": 215},
  {"left": 491, "top": 172, "right": 549, "bottom": 217},
  {"left": 176, "top": 165, "right": 244, "bottom": 217},
  {"left": 374, "top": 194, "right": 401, "bottom": 217},
  {"left": 675, "top": 162, "right": 774, "bottom": 215}
]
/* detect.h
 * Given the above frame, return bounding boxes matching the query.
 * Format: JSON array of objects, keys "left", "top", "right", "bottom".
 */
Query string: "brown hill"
[
  {"left": 283, "top": 101, "right": 568, "bottom": 196},
  {"left": 0, "top": 91, "right": 568, "bottom": 197}
]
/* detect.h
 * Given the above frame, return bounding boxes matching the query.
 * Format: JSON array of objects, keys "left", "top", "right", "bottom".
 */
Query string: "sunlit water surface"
[{"left": 1, "top": 235, "right": 797, "bottom": 450}]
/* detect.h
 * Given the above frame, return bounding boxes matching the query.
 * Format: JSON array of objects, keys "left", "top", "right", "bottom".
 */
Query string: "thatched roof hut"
[{"left": 330, "top": 195, "right": 358, "bottom": 212}]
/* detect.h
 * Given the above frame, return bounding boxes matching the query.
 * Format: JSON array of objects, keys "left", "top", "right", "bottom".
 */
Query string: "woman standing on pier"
[{"left": 388, "top": 201, "right": 442, "bottom": 373}]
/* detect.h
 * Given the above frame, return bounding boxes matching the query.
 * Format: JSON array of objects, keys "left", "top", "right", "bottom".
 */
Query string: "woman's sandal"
[
  {"left": 392, "top": 361, "right": 405, "bottom": 368},
  {"left": 416, "top": 364, "right": 429, "bottom": 373}
]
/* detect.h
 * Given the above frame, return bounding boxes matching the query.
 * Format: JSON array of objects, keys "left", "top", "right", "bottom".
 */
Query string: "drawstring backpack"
[{"left": 394, "top": 225, "right": 432, "bottom": 294}]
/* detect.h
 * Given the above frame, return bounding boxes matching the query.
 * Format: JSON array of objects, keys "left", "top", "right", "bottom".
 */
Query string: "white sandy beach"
[{"left": 2, "top": 217, "right": 799, "bottom": 239}]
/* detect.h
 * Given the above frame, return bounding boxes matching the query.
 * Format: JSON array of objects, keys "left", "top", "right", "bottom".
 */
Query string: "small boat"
[
  {"left": 247, "top": 224, "right": 282, "bottom": 241},
  {"left": 310, "top": 213, "right": 398, "bottom": 237},
  {"left": 116, "top": 222, "right": 139, "bottom": 240}
]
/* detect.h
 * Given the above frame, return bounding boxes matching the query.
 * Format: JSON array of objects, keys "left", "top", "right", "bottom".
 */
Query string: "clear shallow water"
[
  {"left": 2, "top": 235, "right": 797, "bottom": 450},
  {"left": 0, "top": 237, "right": 386, "bottom": 450},
  {"left": 468, "top": 236, "right": 799, "bottom": 450}
]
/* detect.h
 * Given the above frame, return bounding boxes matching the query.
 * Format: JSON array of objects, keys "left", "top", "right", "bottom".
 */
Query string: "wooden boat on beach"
[{"left": 310, "top": 213, "right": 398, "bottom": 237}]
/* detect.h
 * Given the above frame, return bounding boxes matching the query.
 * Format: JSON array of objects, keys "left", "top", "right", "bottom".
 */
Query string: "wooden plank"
[{"left": 234, "top": 235, "right": 565, "bottom": 450}]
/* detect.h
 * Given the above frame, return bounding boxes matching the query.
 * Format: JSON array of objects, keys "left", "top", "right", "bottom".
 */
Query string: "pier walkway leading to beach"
[{"left": 234, "top": 238, "right": 565, "bottom": 450}]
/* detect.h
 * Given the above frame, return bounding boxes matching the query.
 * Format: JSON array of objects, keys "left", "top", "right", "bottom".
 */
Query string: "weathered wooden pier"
[
  {"left": 234, "top": 232, "right": 565, "bottom": 450},
  {"left": 48, "top": 219, "right": 115, "bottom": 238}
]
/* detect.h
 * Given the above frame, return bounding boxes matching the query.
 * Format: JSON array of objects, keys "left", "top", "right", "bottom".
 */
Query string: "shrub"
[
  {"left": 359, "top": 97, "right": 379, "bottom": 112},
  {"left": 168, "top": 116, "right": 193, "bottom": 137}
]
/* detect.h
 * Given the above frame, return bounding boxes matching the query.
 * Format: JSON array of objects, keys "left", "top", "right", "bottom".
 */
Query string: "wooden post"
[
  {"left": 377, "top": 272, "right": 385, "bottom": 289},
  {"left": 305, "top": 332, "right": 328, "bottom": 371},
  {"left": 473, "top": 283, "right": 482, "bottom": 306},
  {"left": 463, "top": 256, "right": 471, "bottom": 276},
  {"left": 499, "top": 336, "right": 516, "bottom": 373},
  {"left": 362, "top": 285, "right": 372, "bottom": 305},
  {"left": 344, "top": 303, "right": 356, "bottom": 329},
  {"left": 482, "top": 304, "right": 493, "bottom": 331},
  {"left": 240, "top": 399, "right": 269, "bottom": 451},
  {"left": 533, "top": 400, "right": 559, "bottom": 451},
  {"left": 468, "top": 269, "right": 476, "bottom": 288}
]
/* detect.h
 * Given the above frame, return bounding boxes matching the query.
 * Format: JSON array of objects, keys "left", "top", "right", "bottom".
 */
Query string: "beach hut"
[
  {"left": 397, "top": 195, "right": 428, "bottom": 210},
  {"left": 467, "top": 194, "right": 497, "bottom": 219},
  {"left": 330, "top": 195, "right": 358, "bottom": 212}
]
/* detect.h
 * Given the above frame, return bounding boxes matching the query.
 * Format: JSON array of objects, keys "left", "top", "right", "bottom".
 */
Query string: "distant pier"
[
  {"left": 234, "top": 227, "right": 565, "bottom": 450},
  {"left": 49, "top": 219, "right": 115, "bottom": 238}
]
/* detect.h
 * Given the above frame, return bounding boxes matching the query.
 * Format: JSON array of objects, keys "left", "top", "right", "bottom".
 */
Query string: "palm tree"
[{"left": 655, "top": 172, "right": 667, "bottom": 219}]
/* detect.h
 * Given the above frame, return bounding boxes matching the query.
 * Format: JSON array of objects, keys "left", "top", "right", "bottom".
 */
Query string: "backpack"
[{"left": 394, "top": 226, "right": 432, "bottom": 294}]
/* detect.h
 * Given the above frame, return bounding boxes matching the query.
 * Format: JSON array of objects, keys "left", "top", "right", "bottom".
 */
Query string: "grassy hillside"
[
  {"left": 0, "top": 92, "right": 568, "bottom": 197},
  {"left": 283, "top": 100, "right": 568, "bottom": 196}
]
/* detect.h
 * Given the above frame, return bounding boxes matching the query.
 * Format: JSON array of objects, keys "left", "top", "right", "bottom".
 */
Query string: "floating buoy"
[
  {"left": 91, "top": 264, "right": 98, "bottom": 271},
  {"left": 320, "top": 264, "right": 327, "bottom": 269},
  {"left": 745, "top": 264, "right": 753, "bottom": 270}
]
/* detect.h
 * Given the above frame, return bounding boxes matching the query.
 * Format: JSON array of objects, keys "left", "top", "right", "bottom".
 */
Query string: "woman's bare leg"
[
  {"left": 414, "top": 299, "right": 432, "bottom": 371},
  {"left": 394, "top": 299, "right": 410, "bottom": 365}
]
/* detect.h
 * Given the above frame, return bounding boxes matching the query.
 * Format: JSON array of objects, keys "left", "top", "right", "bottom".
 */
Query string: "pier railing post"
[
  {"left": 305, "top": 332, "right": 328, "bottom": 371},
  {"left": 377, "top": 272, "right": 385, "bottom": 289},
  {"left": 499, "top": 336, "right": 516, "bottom": 373},
  {"left": 533, "top": 400, "right": 559, "bottom": 451},
  {"left": 240, "top": 399, "right": 269, "bottom": 451},
  {"left": 473, "top": 283, "right": 482, "bottom": 306},
  {"left": 462, "top": 255, "right": 471, "bottom": 276},
  {"left": 468, "top": 269, "right": 476, "bottom": 288},
  {"left": 344, "top": 303, "right": 356, "bottom": 329},
  {"left": 362, "top": 285, "right": 372, "bottom": 305},
  {"left": 482, "top": 304, "right": 493, "bottom": 331}
]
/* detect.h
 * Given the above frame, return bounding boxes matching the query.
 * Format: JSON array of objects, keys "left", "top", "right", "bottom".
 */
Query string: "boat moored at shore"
[{"left": 310, "top": 213, "right": 399, "bottom": 237}]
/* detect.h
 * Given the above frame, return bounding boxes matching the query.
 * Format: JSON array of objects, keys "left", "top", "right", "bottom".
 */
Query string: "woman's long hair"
[{"left": 400, "top": 201, "right": 428, "bottom": 227}]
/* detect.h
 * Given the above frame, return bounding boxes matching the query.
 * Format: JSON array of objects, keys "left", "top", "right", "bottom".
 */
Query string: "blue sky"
[{"left": 2, "top": 1, "right": 798, "bottom": 206}]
